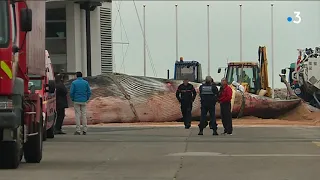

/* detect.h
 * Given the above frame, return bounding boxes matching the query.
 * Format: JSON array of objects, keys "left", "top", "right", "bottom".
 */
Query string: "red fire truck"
[
  {"left": 0, "top": 0, "right": 54, "bottom": 169},
  {"left": 29, "top": 50, "right": 56, "bottom": 141}
]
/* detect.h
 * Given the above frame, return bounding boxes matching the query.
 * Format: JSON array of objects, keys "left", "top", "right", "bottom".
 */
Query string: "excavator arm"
[{"left": 258, "top": 46, "right": 272, "bottom": 97}]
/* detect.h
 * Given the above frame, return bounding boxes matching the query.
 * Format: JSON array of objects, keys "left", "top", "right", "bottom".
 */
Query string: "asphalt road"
[{"left": 1, "top": 125, "right": 320, "bottom": 180}]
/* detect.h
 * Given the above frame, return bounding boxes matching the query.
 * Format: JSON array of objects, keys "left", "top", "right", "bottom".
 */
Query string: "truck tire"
[
  {"left": 0, "top": 127, "right": 23, "bottom": 169},
  {"left": 23, "top": 114, "right": 43, "bottom": 163},
  {"left": 47, "top": 112, "right": 56, "bottom": 139},
  {"left": 42, "top": 120, "right": 47, "bottom": 141},
  {"left": 47, "top": 125, "right": 54, "bottom": 139}
]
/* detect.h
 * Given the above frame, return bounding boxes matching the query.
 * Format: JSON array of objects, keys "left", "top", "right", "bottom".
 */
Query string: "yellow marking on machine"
[
  {"left": 312, "top": 142, "right": 320, "bottom": 147},
  {"left": 43, "top": 98, "right": 56, "bottom": 104},
  {"left": 0, "top": 61, "right": 12, "bottom": 79}
]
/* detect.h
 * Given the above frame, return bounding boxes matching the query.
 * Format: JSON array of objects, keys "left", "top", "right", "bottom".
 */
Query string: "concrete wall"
[
  {"left": 46, "top": 1, "right": 112, "bottom": 76},
  {"left": 66, "top": 2, "right": 82, "bottom": 73}
]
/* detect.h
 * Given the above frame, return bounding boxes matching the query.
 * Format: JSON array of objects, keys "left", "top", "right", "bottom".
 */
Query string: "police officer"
[
  {"left": 176, "top": 78, "right": 197, "bottom": 129},
  {"left": 198, "top": 76, "right": 219, "bottom": 135}
]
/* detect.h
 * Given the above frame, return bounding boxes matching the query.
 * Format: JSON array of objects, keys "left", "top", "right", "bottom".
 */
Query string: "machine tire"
[
  {"left": 42, "top": 121, "right": 47, "bottom": 141},
  {"left": 23, "top": 113, "right": 43, "bottom": 163},
  {"left": 47, "top": 111, "right": 56, "bottom": 139},
  {"left": 0, "top": 127, "right": 23, "bottom": 169},
  {"left": 47, "top": 124, "right": 54, "bottom": 139}
]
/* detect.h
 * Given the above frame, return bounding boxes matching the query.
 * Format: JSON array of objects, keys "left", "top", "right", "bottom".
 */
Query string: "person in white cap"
[{"left": 232, "top": 81, "right": 244, "bottom": 93}]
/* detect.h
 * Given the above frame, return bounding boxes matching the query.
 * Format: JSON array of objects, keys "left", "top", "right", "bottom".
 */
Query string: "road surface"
[{"left": 1, "top": 125, "right": 320, "bottom": 180}]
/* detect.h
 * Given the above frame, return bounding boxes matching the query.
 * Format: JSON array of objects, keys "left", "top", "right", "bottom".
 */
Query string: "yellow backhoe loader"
[{"left": 218, "top": 46, "right": 272, "bottom": 97}]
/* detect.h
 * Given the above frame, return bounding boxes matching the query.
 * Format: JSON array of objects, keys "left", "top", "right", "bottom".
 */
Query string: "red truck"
[
  {"left": 0, "top": 0, "right": 54, "bottom": 169},
  {"left": 29, "top": 50, "right": 56, "bottom": 141}
]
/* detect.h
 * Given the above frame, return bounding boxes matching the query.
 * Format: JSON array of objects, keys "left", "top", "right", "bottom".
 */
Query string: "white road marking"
[
  {"left": 312, "top": 141, "right": 320, "bottom": 147},
  {"left": 167, "top": 152, "right": 320, "bottom": 157}
]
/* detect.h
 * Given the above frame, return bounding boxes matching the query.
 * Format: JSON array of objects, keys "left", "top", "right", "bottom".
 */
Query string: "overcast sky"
[{"left": 112, "top": 1, "right": 320, "bottom": 88}]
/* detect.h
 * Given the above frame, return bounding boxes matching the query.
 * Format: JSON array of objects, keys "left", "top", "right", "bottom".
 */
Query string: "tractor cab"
[
  {"left": 218, "top": 62, "right": 261, "bottom": 94},
  {"left": 287, "top": 63, "right": 296, "bottom": 86},
  {"left": 174, "top": 58, "right": 202, "bottom": 83},
  {"left": 280, "top": 63, "right": 296, "bottom": 85}
]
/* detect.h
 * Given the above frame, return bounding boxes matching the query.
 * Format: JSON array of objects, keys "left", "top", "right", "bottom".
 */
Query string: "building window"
[
  {"left": 52, "top": 63, "right": 67, "bottom": 74},
  {"left": 46, "top": 8, "right": 66, "bottom": 21},
  {"left": 46, "top": 39, "right": 66, "bottom": 54},
  {"left": 46, "top": 22, "right": 66, "bottom": 38},
  {"left": 46, "top": 7, "right": 67, "bottom": 71}
]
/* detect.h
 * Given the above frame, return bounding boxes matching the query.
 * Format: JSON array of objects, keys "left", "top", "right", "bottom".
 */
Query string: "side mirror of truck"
[
  {"left": 29, "top": 84, "right": 35, "bottom": 93},
  {"left": 281, "top": 69, "right": 287, "bottom": 74},
  {"left": 280, "top": 75, "right": 286, "bottom": 83},
  {"left": 218, "top": 68, "right": 221, "bottom": 73},
  {"left": 20, "top": 8, "right": 32, "bottom": 32},
  {"left": 45, "top": 80, "right": 56, "bottom": 93}
]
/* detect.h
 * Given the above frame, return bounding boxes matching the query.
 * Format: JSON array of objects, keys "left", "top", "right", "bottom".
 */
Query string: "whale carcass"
[{"left": 63, "top": 73, "right": 301, "bottom": 125}]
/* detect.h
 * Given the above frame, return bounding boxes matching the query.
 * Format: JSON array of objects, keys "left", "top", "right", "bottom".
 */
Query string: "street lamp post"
[
  {"left": 271, "top": 3, "right": 275, "bottom": 98},
  {"left": 143, "top": 4, "right": 146, "bottom": 76}
]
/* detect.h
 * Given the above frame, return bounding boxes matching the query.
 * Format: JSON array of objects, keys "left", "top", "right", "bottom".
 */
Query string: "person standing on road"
[
  {"left": 55, "top": 75, "right": 68, "bottom": 134},
  {"left": 219, "top": 78, "right": 233, "bottom": 135},
  {"left": 176, "top": 78, "right": 197, "bottom": 129},
  {"left": 70, "top": 71, "right": 91, "bottom": 135},
  {"left": 198, "top": 76, "right": 219, "bottom": 136}
]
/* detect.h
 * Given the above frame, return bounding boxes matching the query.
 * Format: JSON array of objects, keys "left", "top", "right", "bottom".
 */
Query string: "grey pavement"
[{"left": 1, "top": 126, "right": 320, "bottom": 180}]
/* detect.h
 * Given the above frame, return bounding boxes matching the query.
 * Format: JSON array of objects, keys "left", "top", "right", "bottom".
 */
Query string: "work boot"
[
  {"left": 198, "top": 129, "right": 203, "bottom": 135},
  {"left": 212, "top": 130, "right": 218, "bottom": 136}
]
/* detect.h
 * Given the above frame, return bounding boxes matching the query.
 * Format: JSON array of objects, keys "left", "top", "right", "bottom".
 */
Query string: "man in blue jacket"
[{"left": 70, "top": 71, "right": 91, "bottom": 135}]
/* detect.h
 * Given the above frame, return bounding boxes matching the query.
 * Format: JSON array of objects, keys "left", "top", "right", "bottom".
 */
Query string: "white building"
[{"left": 45, "top": 0, "right": 112, "bottom": 76}]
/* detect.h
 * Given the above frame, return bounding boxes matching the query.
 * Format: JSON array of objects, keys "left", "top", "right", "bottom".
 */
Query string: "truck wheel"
[
  {"left": 24, "top": 115, "right": 43, "bottom": 163},
  {"left": 43, "top": 130, "right": 47, "bottom": 141},
  {"left": 42, "top": 121, "right": 47, "bottom": 141},
  {"left": 47, "top": 112, "right": 56, "bottom": 139},
  {"left": 47, "top": 123, "right": 55, "bottom": 139},
  {"left": 0, "top": 127, "right": 23, "bottom": 169},
  {"left": 43, "top": 119, "right": 47, "bottom": 141}
]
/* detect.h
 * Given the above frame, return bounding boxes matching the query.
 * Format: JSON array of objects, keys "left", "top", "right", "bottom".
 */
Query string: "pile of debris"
[{"left": 274, "top": 88, "right": 290, "bottom": 99}]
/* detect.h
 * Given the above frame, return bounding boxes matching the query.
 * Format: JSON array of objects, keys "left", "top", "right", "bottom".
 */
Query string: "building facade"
[{"left": 46, "top": 0, "right": 112, "bottom": 76}]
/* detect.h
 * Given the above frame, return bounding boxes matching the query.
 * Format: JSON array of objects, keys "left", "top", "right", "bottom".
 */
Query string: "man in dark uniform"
[
  {"left": 198, "top": 76, "right": 219, "bottom": 135},
  {"left": 176, "top": 78, "right": 197, "bottom": 129},
  {"left": 55, "top": 75, "right": 68, "bottom": 134}
]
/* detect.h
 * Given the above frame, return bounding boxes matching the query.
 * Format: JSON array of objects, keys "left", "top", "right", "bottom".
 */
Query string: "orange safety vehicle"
[
  {"left": 29, "top": 50, "right": 56, "bottom": 141},
  {"left": 0, "top": 0, "right": 55, "bottom": 169}
]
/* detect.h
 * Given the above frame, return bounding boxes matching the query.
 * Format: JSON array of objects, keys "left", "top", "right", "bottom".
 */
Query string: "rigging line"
[
  {"left": 112, "top": 0, "right": 122, "bottom": 34},
  {"left": 134, "top": 3, "right": 157, "bottom": 77},
  {"left": 114, "top": 0, "right": 130, "bottom": 73},
  {"left": 120, "top": 14, "right": 125, "bottom": 73},
  {"left": 119, "top": 44, "right": 130, "bottom": 73},
  {"left": 112, "top": 0, "right": 129, "bottom": 43},
  {"left": 115, "top": 0, "right": 130, "bottom": 43},
  {"left": 132, "top": 0, "right": 157, "bottom": 77}
]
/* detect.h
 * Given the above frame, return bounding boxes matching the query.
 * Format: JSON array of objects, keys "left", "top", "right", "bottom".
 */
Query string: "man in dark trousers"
[
  {"left": 176, "top": 78, "right": 197, "bottom": 129},
  {"left": 198, "top": 76, "right": 219, "bottom": 135},
  {"left": 55, "top": 75, "right": 68, "bottom": 134},
  {"left": 218, "top": 78, "right": 233, "bottom": 135}
]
